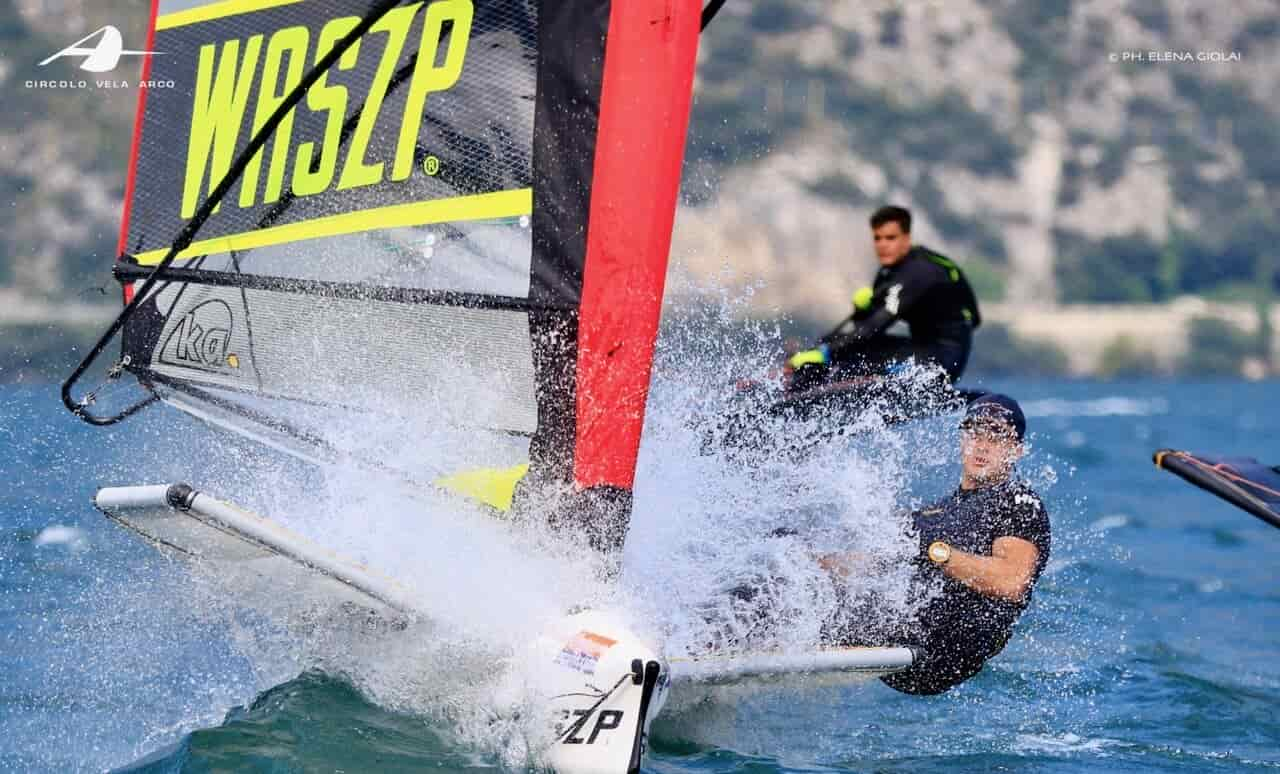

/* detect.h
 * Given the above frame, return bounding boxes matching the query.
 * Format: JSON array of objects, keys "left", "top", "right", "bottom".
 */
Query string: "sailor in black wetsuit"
[
  {"left": 787, "top": 206, "right": 980, "bottom": 391},
  {"left": 821, "top": 393, "right": 1051, "bottom": 695}
]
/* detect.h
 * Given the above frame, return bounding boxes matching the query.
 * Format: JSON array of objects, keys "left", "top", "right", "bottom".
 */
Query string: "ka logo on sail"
[
  {"left": 159, "top": 300, "right": 239, "bottom": 373},
  {"left": 39, "top": 26, "right": 159, "bottom": 73}
]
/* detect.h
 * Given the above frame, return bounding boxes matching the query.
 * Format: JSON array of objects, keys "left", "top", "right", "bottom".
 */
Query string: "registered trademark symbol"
[{"left": 423, "top": 155, "right": 440, "bottom": 176}]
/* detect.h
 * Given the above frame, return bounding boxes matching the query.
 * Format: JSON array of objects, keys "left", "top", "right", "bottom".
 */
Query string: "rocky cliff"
[
  {"left": 3, "top": 0, "right": 1277, "bottom": 332},
  {"left": 673, "top": 0, "right": 1280, "bottom": 317}
]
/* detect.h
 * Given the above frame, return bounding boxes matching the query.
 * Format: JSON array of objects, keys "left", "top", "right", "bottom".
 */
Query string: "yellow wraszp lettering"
[
  {"left": 291, "top": 16, "right": 361, "bottom": 197},
  {"left": 337, "top": 3, "right": 421, "bottom": 191},
  {"left": 182, "top": 35, "right": 263, "bottom": 218},
  {"left": 239, "top": 25, "right": 310, "bottom": 208},
  {"left": 392, "top": 0, "right": 473, "bottom": 182}
]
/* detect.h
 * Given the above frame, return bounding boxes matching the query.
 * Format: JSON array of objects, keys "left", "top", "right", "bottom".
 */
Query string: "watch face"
[{"left": 929, "top": 542, "right": 950, "bottom": 563}]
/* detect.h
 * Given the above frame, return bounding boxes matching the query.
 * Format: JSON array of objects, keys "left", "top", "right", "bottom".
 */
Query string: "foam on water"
[
  {"left": 32, "top": 525, "right": 88, "bottom": 551},
  {"left": 14, "top": 372, "right": 1280, "bottom": 771},
  {"left": 1013, "top": 732, "right": 1117, "bottom": 754},
  {"left": 1021, "top": 396, "right": 1171, "bottom": 418}
]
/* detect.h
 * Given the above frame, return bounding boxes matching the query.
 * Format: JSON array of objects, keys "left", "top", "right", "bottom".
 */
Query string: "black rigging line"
[
  {"left": 701, "top": 0, "right": 729, "bottom": 31},
  {"left": 62, "top": 0, "right": 406, "bottom": 425}
]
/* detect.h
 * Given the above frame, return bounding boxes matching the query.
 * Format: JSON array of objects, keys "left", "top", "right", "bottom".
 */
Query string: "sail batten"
[{"left": 130, "top": 188, "right": 533, "bottom": 266}]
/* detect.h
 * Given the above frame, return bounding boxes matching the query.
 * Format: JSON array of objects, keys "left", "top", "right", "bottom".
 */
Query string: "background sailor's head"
[
  {"left": 959, "top": 393, "right": 1026, "bottom": 489},
  {"left": 870, "top": 205, "right": 914, "bottom": 267}
]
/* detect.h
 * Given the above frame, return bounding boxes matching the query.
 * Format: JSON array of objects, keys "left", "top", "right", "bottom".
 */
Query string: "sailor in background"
[
  {"left": 822, "top": 393, "right": 1051, "bottom": 695},
  {"left": 787, "top": 205, "right": 981, "bottom": 392}
]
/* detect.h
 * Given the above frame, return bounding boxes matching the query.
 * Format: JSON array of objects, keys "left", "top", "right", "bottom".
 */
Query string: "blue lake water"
[{"left": 2, "top": 378, "right": 1279, "bottom": 772}]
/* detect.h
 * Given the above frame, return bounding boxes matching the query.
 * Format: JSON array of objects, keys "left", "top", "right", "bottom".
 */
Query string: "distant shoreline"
[
  {"left": 0, "top": 289, "right": 116, "bottom": 327},
  {"left": 981, "top": 298, "right": 1278, "bottom": 378},
  {"left": 3, "top": 295, "right": 1275, "bottom": 381}
]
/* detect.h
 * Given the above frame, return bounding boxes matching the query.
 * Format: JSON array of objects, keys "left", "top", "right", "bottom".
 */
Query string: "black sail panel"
[{"left": 1155, "top": 449, "right": 1280, "bottom": 530}]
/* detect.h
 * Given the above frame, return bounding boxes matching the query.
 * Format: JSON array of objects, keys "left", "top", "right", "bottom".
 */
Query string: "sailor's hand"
[{"left": 787, "top": 345, "right": 830, "bottom": 370}]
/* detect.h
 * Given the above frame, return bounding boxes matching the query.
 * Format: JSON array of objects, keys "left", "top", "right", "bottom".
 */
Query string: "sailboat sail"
[
  {"left": 1154, "top": 449, "right": 1280, "bottom": 530},
  {"left": 67, "top": 0, "right": 703, "bottom": 550}
]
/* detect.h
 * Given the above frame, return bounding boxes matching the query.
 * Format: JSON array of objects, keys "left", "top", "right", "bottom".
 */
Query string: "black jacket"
[
  {"left": 880, "top": 477, "right": 1050, "bottom": 695},
  {"left": 821, "top": 246, "right": 981, "bottom": 357}
]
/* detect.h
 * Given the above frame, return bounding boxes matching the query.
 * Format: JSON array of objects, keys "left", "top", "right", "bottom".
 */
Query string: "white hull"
[{"left": 95, "top": 484, "right": 912, "bottom": 773}]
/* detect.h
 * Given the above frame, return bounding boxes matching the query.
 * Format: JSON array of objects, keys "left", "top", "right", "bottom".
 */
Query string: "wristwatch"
[{"left": 927, "top": 541, "right": 952, "bottom": 565}]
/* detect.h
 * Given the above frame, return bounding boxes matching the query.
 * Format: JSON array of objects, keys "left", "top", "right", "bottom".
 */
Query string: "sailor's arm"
[
  {"left": 821, "top": 307, "right": 896, "bottom": 350},
  {"left": 791, "top": 277, "right": 913, "bottom": 368},
  {"left": 790, "top": 307, "right": 895, "bottom": 370},
  {"left": 929, "top": 537, "right": 1039, "bottom": 603},
  {"left": 823, "top": 265, "right": 933, "bottom": 352}
]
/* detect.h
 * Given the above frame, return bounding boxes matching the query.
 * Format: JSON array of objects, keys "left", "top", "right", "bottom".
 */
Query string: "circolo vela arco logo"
[{"left": 39, "top": 25, "right": 160, "bottom": 73}]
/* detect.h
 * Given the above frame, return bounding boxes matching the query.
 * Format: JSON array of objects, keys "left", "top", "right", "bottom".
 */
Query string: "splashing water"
[
  {"left": 25, "top": 368, "right": 1280, "bottom": 773},
  {"left": 624, "top": 296, "right": 961, "bottom": 661},
  {"left": 39, "top": 282, "right": 1073, "bottom": 770}
]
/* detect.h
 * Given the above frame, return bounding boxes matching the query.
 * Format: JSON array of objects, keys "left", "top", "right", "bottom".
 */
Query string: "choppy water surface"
[{"left": 2, "top": 371, "right": 1278, "bottom": 772}]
